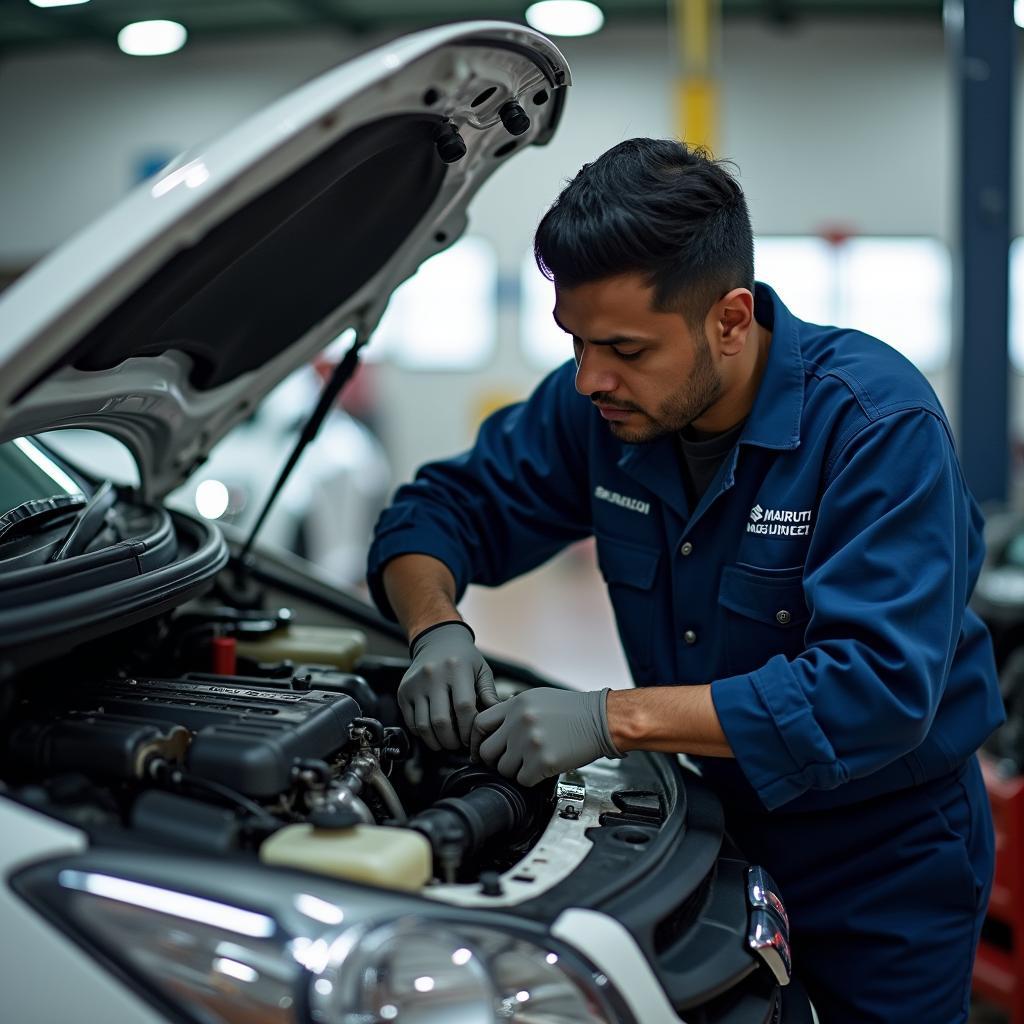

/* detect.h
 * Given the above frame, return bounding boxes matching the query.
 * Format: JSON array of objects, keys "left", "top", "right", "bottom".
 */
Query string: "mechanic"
[{"left": 366, "top": 138, "right": 1005, "bottom": 1022}]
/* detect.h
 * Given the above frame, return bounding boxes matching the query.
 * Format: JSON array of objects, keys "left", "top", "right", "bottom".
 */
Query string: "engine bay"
[{"left": 0, "top": 596, "right": 582, "bottom": 898}]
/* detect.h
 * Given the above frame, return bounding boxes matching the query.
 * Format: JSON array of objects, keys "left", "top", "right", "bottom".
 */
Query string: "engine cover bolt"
[
  {"left": 499, "top": 100, "right": 531, "bottom": 136},
  {"left": 434, "top": 123, "right": 467, "bottom": 163}
]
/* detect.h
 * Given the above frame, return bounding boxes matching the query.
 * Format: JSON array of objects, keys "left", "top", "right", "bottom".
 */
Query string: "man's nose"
[{"left": 574, "top": 347, "right": 617, "bottom": 397}]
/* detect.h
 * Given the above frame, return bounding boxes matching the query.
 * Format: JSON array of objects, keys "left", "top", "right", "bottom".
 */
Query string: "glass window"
[
  {"left": 841, "top": 238, "right": 951, "bottom": 374},
  {"left": 365, "top": 236, "right": 497, "bottom": 370},
  {"left": 757, "top": 235, "right": 951, "bottom": 374},
  {"left": 520, "top": 251, "right": 570, "bottom": 371},
  {"left": 754, "top": 236, "right": 835, "bottom": 327},
  {"left": 0, "top": 437, "right": 85, "bottom": 516}
]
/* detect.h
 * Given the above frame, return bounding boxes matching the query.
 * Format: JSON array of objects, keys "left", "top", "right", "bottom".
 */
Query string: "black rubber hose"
[{"left": 408, "top": 779, "right": 531, "bottom": 879}]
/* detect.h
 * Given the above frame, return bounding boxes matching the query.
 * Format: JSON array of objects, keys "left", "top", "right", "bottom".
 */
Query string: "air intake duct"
[{"left": 408, "top": 767, "right": 541, "bottom": 882}]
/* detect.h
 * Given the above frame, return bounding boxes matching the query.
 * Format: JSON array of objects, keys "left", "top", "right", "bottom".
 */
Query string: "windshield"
[{"left": 0, "top": 437, "right": 85, "bottom": 516}]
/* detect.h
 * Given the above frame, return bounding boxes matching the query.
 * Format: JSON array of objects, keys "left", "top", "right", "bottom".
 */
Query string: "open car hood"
[{"left": 0, "top": 22, "right": 569, "bottom": 500}]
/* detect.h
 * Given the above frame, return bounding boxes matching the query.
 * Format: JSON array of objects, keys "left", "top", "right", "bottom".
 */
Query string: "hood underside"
[{"left": 0, "top": 22, "right": 570, "bottom": 500}]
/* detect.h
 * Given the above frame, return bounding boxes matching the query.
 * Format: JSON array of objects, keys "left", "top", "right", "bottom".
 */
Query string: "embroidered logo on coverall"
[
  {"left": 748, "top": 504, "right": 813, "bottom": 537},
  {"left": 594, "top": 485, "right": 650, "bottom": 515}
]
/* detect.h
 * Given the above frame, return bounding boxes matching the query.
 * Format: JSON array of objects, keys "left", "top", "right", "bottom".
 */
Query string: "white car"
[{"left": 0, "top": 22, "right": 812, "bottom": 1024}]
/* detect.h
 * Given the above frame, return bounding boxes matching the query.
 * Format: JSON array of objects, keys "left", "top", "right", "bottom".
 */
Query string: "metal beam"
[{"left": 946, "top": 1, "right": 1015, "bottom": 506}]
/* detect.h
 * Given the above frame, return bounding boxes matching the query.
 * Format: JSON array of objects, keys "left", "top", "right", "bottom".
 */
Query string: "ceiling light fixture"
[
  {"left": 525, "top": 1, "right": 605, "bottom": 38},
  {"left": 29, "top": 0, "right": 91, "bottom": 7},
  {"left": 1015, "top": 0, "right": 1024, "bottom": 29},
  {"left": 117, "top": 20, "right": 187, "bottom": 57}
]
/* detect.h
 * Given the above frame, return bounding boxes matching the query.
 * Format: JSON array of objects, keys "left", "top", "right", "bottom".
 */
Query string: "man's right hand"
[{"left": 399, "top": 621, "right": 500, "bottom": 751}]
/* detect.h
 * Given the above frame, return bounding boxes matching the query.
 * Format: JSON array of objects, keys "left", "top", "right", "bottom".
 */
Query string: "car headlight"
[
  {"left": 310, "top": 919, "right": 608, "bottom": 1024},
  {"left": 14, "top": 863, "right": 623, "bottom": 1024}
]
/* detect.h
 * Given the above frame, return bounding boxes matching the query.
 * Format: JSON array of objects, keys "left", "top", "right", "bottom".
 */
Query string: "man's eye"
[{"left": 613, "top": 348, "right": 643, "bottom": 362}]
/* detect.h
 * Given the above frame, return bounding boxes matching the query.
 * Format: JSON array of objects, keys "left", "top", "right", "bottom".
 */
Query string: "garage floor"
[{"left": 462, "top": 541, "right": 1012, "bottom": 1024}]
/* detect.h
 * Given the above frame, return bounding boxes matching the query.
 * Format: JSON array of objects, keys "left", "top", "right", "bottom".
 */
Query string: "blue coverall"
[{"left": 368, "top": 283, "right": 1006, "bottom": 1021}]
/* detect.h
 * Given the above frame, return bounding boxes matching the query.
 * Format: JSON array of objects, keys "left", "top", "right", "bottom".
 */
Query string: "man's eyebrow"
[{"left": 551, "top": 313, "right": 650, "bottom": 347}]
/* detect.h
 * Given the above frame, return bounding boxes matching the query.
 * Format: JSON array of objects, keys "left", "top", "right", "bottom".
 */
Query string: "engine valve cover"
[{"left": 9, "top": 676, "right": 362, "bottom": 797}]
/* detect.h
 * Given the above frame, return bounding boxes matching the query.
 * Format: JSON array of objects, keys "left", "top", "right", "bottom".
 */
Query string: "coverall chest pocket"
[
  {"left": 596, "top": 534, "right": 661, "bottom": 681},
  {"left": 718, "top": 564, "right": 809, "bottom": 677}
]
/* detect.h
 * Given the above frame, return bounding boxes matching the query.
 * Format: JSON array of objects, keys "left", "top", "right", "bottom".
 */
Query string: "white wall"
[{"left": 0, "top": 17, "right": 1019, "bottom": 484}]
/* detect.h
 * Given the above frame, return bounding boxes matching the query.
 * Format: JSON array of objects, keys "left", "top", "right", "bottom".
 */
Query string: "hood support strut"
[{"left": 237, "top": 333, "right": 368, "bottom": 573}]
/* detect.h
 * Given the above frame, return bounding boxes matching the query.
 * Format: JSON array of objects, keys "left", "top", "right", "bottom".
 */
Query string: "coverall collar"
[{"left": 739, "top": 281, "right": 805, "bottom": 451}]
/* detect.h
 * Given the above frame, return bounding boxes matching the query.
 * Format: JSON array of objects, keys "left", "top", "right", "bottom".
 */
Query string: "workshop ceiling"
[{"left": 0, "top": 0, "right": 942, "bottom": 55}]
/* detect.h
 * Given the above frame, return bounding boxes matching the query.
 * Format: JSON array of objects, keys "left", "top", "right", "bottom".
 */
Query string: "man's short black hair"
[{"left": 534, "top": 138, "right": 754, "bottom": 329}]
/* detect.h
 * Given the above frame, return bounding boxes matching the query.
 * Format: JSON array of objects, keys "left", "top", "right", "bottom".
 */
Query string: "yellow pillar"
[{"left": 673, "top": 0, "right": 721, "bottom": 154}]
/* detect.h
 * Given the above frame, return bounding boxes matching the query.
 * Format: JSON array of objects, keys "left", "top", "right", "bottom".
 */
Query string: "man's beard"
[{"left": 601, "top": 332, "right": 723, "bottom": 444}]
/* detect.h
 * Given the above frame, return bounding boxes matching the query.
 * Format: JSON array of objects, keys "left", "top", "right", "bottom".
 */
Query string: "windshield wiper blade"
[
  {"left": 0, "top": 494, "right": 86, "bottom": 543},
  {"left": 50, "top": 480, "right": 117, "bottom": 562}
]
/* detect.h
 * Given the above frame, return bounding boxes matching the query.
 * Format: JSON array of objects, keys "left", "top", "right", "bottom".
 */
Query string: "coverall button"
[
  {"left": 680, "top": 542, "right": 693, "bottom": 556},
  {"left": 683, "top": 630, "right": 697, "bottom": 645},
  {"left": 776, "top": 610, "right": 792, "bottom": 625}
]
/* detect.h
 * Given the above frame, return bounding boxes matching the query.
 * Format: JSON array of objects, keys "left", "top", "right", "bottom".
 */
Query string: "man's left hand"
[{"left": 470, "top": 687, "right": 622, "bottom": 786}]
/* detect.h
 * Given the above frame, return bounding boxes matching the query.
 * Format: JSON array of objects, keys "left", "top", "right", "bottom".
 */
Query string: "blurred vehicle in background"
[{"left": 171, "top": 363, "right": 392, "bottom": 585}]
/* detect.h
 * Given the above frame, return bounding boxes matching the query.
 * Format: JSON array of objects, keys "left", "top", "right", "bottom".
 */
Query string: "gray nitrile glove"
[
  {"left": 399, "top": 621, "right": 499, "bottom": 752},
  {"left": 469, "top": 687, "right": 622, "bottom": 787}
]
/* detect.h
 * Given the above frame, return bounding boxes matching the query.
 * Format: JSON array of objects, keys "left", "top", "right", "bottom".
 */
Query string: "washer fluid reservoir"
[
  {"left": 260, "top": 824, "right": 432, "bottom": 891},
  {"left": 235, "top": 625, "right": 366, "bottom": 670}
]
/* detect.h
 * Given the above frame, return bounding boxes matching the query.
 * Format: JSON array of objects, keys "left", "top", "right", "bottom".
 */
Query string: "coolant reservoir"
[
  {"left": 235, "top": 625, "right": 366, "bottom": 671},
  {"left": 260, "top": 824, "right": 432, "bottom": 891}
]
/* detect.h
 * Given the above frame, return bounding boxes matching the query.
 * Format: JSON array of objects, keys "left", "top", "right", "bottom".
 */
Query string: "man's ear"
[{"left": 711, "top": 288, "right": 755, "bottom": 357}]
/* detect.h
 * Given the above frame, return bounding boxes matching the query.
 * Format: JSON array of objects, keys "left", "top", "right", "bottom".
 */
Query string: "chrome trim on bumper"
[{"left": 746, "top": 866, "right": 792, "bottom": 986}]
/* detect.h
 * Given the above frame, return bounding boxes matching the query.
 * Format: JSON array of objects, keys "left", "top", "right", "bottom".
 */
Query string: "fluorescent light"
[
  {"left": 525, "top": 1, "right": 605, "bottom": 37},
  {"left": 30, "top": 0, "right": 90, "bottom": 7},
  {"left": 1016, "top": 0, "right": 1024, "bottom": 29},
  {"left": 118, "top": 20, "right": 187, "bottom": 57}
]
